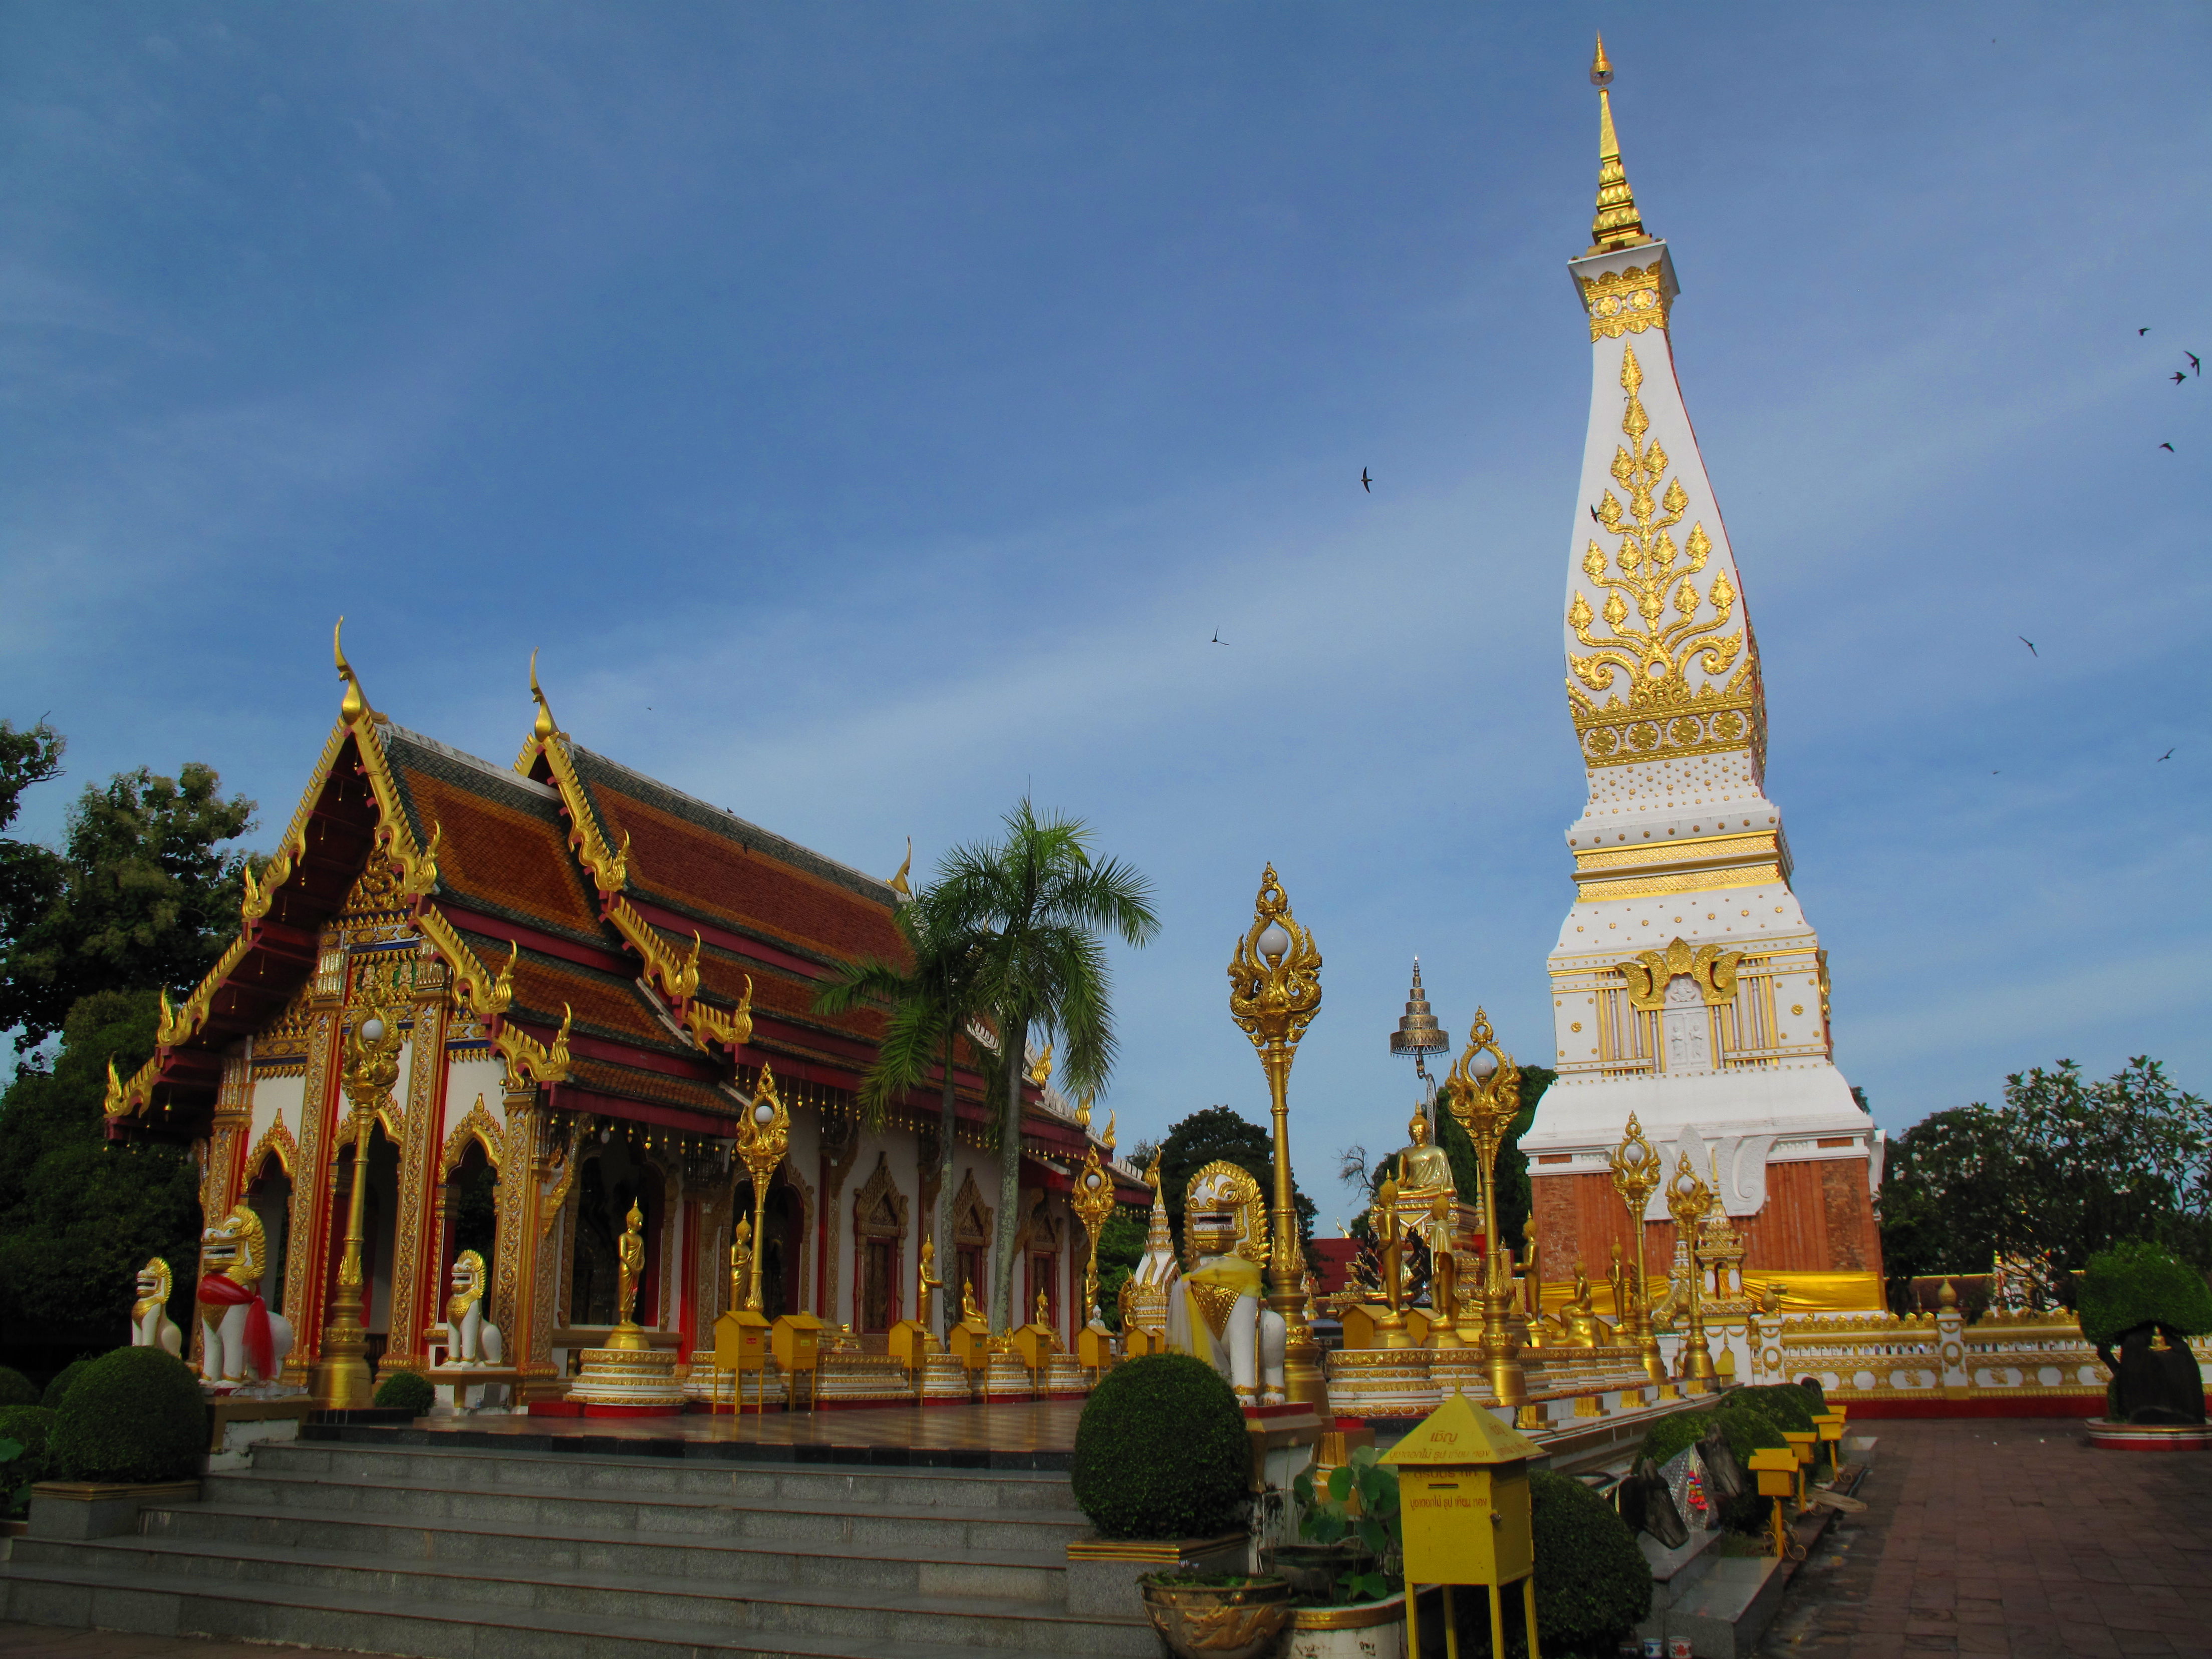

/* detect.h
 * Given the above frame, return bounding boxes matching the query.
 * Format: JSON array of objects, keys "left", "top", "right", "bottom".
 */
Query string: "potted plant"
[
  {"left": 2079, "top": 1241, "right": 2212, "bottom": 1427},
  {"left": 1283, "top": 1447, "right": 1406, "bottom": 1659}
]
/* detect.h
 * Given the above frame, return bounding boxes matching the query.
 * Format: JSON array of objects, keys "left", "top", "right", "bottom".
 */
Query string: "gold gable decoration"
[{"left": 1618, "top": 937, "right": 1742, "bottom": 1011}]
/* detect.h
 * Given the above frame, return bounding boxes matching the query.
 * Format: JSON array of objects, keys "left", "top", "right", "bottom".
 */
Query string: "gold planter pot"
[{"left": 1140, "top": 1573, "right": 1294, "bottom": 1659}]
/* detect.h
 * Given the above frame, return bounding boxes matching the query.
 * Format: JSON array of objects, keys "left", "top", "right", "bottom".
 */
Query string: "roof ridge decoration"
[
  {"left": 108, "top": 622, "right": 449, "bottom": 1123},
  {"left": 517, "top": 654, "right": 754, "bottom": 1061}
]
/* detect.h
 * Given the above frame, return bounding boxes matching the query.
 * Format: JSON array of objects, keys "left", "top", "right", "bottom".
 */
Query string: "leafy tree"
[
  {"left": 932, "top": 800, "right": 1159, "bottom": 1333},
  {"left": 1093, "top": 1204, "right": 1147, "bottom": 1330},
  {"left": 2, "top": 760, "right": 255, "bottom": 1051},
  {"left": 813, "top": 882, "right": 989, "bottom": 1336},
  {"left": 1879, "top": 1057, "right": 2211, "bottom": 1305},
  {"left": 1338, "top": 1064, "right": 1555, "bottom": 1253},
  {"left": 0, "top": 722, "right": 67, "bottom": 1054},
  {"left": 0, "top": 989, "right": 202, "bottom": 1336},
  {"left": 1155, "top": 1104, "right": 1317, "bottom": 1270}
]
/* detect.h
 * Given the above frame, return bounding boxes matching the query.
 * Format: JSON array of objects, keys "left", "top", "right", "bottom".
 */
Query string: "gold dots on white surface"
[
  {"left": 1707, "top": 913, "right": 1716, "bottom": 920},
  {"left": 1791, "top": 1005, "right": 1803, "bottom": 1016},
  {"left": 1571, "top": 1022, "right": 1583, "bottom": 1032}
]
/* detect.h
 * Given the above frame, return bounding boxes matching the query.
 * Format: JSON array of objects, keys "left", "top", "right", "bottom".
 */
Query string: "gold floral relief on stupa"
[{"left": 1566, "top": 344, "right": 1764, "bottom": 771}]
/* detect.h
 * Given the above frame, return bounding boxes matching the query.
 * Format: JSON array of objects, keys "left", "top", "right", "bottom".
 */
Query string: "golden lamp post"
[
  {"left": 1664, "top": 1153, "right": 1721, "bottom": 1392},
  {"left": 313, "top": 974, "right": 405, "bottom": 1409},
  {"left": 1226, "top": 865, "right": 1326, "bottom": 1407},
  {"left": 735, "top": 1064, "right": 791, "bottom": 1315},
  {"left": 1070, "top": 1143, "right": 1117, "bottom": 1323},
  {"left": 1608, "top": 1115, "right": 1673, "bottom": 1392},
  {"left": 1441, "top": 1008, "right": 1528, "bottom": 1411}
]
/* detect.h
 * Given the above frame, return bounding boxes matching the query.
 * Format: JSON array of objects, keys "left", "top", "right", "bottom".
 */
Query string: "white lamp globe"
[
  {"left": 1256, "top": 921, "right": 1292, "bottom": 959},
  {"left": 754, "top": 1101, "right": 775, "bottom": 1126},
  {"left": 359, "top": 1016, "right": 385, "bottom": 1044},
  {"left": 1471, "top": 1048, "right": 1500, "bottom": 1082},
  {"left": 1085, "top": 1171, "right": 1102, "bottom": 1189}
]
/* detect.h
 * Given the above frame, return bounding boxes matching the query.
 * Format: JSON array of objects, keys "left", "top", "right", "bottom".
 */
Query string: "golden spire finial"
[
  {"left": 889, "top": 837, "right": 913, "bottom": 900},
  {"left": 334, "top": 618, "right": 373, "bottom": 724},
  {"left": 1587, "top": 34, "right": 1650, "bottom": 254},
  {"left": 528, "top": 649, "right": 559, "bottom": 741}
]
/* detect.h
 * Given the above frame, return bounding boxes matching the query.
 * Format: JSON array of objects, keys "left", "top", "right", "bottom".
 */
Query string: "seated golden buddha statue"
[
  {"left": 1558, "top": 1260, "right": 1615, "bottom": 1348},
  {"left": 1396, "top": 1112, "right": 1455, "bottom": 1199}
]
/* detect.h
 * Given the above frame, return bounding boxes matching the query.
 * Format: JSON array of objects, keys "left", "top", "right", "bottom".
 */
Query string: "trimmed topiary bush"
[
  {"left": 41, "top": 1359, "right": 93, "bottom": 1412},
  {"left": 50, "top": 1346, "right": 207, "bottom": 1484},
  {"left": 1635, "top": 1405, "right": 1714, "bottom": 1472},
  {"left": 2078, "top": 1242, "right": 2212, "bottom": 1348},
  {"left": 1710, "top": 1396, "right": 1790, "bottom": 1532},
  {"left": 1792, "top": 1375, "right": 1828, "bottom": 1413},
  {"left": 1736, "top": 1384, "right": 1814, "bottom": 1432},
  {"left": 0, "top": 1405, "right": 58, "bottom": 1516},
  {"left": 373, "top": 1371, "right": 436, "bottom": 1415},
  {"left": 1530, "top": 1469, "right": 1654, "bottom": 1653},
  {"left": 0, "top": 1367, "right": 37, "bottom": 1408},
  {"left": 1071, "top": 1353, "right": 1249, "bottom": 1540}
]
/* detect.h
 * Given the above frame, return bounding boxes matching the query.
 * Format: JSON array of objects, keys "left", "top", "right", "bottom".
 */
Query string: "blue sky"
[{"left": 3, "top": 4, "right": 2206, "bottom": 1216}]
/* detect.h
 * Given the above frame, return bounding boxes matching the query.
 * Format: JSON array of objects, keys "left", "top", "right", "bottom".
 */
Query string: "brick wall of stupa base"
[{"left": 1531, "top": 1157, "right": 1881, "bottom": 1281}]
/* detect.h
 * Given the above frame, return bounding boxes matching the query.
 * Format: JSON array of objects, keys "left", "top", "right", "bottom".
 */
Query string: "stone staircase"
[{"left": 0, "top": 1436, "right": 1157, "bottom": 1659}]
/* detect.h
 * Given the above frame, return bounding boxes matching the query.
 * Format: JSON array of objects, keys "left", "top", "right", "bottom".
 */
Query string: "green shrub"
[
  {"left": 1071, "top": 1354, "right": 1249, "bottom": 1540},
  {"left": 373, "top": 1371, "right": 436, "bottom": 1415},
  {"left": 50, "top": 1347, "right": 207, "bottom": 1484},
  {"left": 1735, "top": 1384, "right": 1814, "bottom": 1432},
  {"left": 1711, "top": 1398, "right": 1789, "bottom": 1532},
  {"left": 41, "top": 1359, "right": 94, "bottom": 1412},
  {"left": 2078, "top": 1242, "right": 2212, "bottom": 1347},
  {"left": 1635, "top": 1406, "right": 1714, "bottom": 1471},
  {"left": 1530, "top": 1469, "right": 1654, "bottom": 1652},
  {"left": 0, "top": 1406, "right": 58, "bottom": 1516},
  {"left": 0, "top": 1368, "right": 36, "bottom": 1408}
]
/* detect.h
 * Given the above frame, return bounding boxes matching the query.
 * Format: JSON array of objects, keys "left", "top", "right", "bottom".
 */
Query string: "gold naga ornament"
[
  {"left": 1225, "top": 864, "right": 1325, "bottom": 1406},
  {"left": 734, "top": 1064, "right": 791, "bottom": 1314},
  {"left": 1069, "top": 1142, "right": 1117, "bottom": 1325}
]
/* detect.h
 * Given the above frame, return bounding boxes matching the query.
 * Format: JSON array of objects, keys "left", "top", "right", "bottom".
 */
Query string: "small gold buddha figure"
[
  {"left": 1559, "top": 1260, "right": 1614, "bottom": 1347},
  {"left": 1397, "top": 1112, "right": 1455, "bottom": 1199},
  {"left": 916, "top": 1239, "right": 941, "bottom": 1334},
  {"left": 616, "top": 1201, "right": 646, "bottom": 1326},
  {"left": 959, "top": 1277, "right": 987, "bottom": 1328},
  {"left": 728, "top": 1217, "right": 752, "bottom": 1312}
]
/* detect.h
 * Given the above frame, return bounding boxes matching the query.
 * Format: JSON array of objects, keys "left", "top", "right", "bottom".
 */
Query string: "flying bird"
[
  {"left": 2189, "top": 353, "right": 2201, "bottom": 375},
  {"left": 2140, "top": 327, "right": 2151, "bottom": 336},
  {"left": 2160, "top": 442, "right": 2175, "bottom": 452},
  {"left": 2172, "top": 372, "right": 2187, "bottom": 385},
  {"left": 1360, "top": 468, "right": 1372, "bottom": 493},
  {"left": 1211, "top": 631, "right": 1227, "bottom": 645},
  {"left": 2157, "top": 748, "right": 2175, "bottom": 762},
  {"left": 1589, "top": 505, "right": 1601, "bottom": 524},
  {"left": 2017, "top": 637, "right": 2037, "bottom": 657}
]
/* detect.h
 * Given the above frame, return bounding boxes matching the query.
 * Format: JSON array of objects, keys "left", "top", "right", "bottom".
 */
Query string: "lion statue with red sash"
[{"left": 197, "top": 1203, "right": 296, "bottom": 1387}]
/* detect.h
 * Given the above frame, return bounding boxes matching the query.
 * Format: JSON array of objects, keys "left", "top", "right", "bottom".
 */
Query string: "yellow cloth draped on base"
[
  {"left": 1531, "top": 1268, "right": 1885, "bottom": 1318},
  {"left": 1173, "top": 1255, "right": 1265, "bottom": 1372}
]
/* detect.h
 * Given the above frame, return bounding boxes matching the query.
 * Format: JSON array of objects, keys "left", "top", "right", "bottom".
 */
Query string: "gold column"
[
  {"left": 1441, "top": 1008, "right": 1527, "bottom": 1411},
  {"left": 1226, "top": 866, "right": 1325, "bottom": 1407},
  {"left": 1608, "top": 1114, "right": 1672, "bottom": 1394},
  {"left": 1070, "top": 1144, "right": 1115, "bottom": 1324},
  {"left": 737, "top": 1065, "right": 791, "bottom": 1313},
  {"left": 312, "top": 976, "right": 403, "bottom": 1409},
  {"left": 1665, "top": 1153, "right": 1719, "bottom": 1392}
]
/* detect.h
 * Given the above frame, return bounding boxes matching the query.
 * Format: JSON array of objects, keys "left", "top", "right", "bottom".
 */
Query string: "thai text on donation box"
[{"left": 1381, "top": 1392, "right": 1543, "bottom": 1587}]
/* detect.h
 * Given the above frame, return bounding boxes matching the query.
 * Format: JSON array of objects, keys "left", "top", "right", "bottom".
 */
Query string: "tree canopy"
[
  {"left": 1154, "top": 1103, "right": 1316, "bottom": 1269},
  {"left": 1879, "top": 1056, "right": 2211, "bottom": 1304},
  {"left": 1, "top": 750, "right": 255, "bottom": 1051}
]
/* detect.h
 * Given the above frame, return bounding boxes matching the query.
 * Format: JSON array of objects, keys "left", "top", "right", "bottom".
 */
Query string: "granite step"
[
  {"left": 5, "top": 1533, "right": 1152, "bottom": 1654},
  {"left": 0, "top": 1556, "right": 1151, "bottom": 1659},
  {"left": 129, "top": 1499, "right": 1069, "bottom": 1599}
]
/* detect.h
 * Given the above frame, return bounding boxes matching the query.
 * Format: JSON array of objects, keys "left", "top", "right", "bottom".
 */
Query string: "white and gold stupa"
[{"left": 1522, "top": 40, "right": 1882, "bottom": 1292}]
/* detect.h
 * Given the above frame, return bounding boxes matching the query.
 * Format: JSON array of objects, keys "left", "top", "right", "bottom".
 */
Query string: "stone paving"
[{"left": 1761, "top": 1419, "right": 2211, "bottom": 1659}]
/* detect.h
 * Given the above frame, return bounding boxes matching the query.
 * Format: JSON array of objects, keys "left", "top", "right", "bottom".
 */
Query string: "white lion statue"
[
  {"left": 196, "top": 1203, "right": 296, "bottom": 1387},
  {"left": 1167, "top": 1162, "right": 1286, "bottom": 1407},
  {"left": 445, "top": 1249, "right": 503, "bottom": 1366},
  {"left": 130, "top": 1257, "right": 183, "bottom": 1356}
]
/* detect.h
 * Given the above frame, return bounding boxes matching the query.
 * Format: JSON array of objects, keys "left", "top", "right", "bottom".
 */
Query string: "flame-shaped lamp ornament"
[
  {"left": 735, "top": 1065, "right": 791, "bottom": 1314},
  {"left": 1665, "top": 1152, "right": 1720, "bottom": 1391},
  {"left": 314, "top": 962, "right": 407, "bottom": 1408},
  {"left": 1226, "top": 865, "right": 1326, "bottom": 1406},
  {"left": 1442, "top": 1007, "right": 1528, "bottom": 1410},
  {"left": 1608, "top": 1115, "right": 1671, "bottom": 1390},
  {"left": 1070, "top": 1143, "right": 1117, "bottom": 1324}
]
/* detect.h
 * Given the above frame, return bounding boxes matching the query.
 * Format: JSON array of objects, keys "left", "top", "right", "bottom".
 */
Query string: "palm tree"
[
  {"left": 932, "top": 800, "right": 1159, "bottom": 1334},
  {"left": 813, "top": 884, "right": 987, "bottom": 1339}
]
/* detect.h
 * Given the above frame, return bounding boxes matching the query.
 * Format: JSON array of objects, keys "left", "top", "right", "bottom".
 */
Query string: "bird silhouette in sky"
[
  {"left": 1360, "top": 468, "right": 1372, "bottom": 493},
  {"left": 2158, "top": 748, "right": 2175, "bottom": 762},
  {"left": 2189, "top": 353, "right": 2201, "bottom": 375},
  {"left": 1211, "top": 631, "right": 1226, "bottom": 645},
  {"left": 2160, "top": 442, "right": 2175, "bottom": 452},
  {"left": 2018, "top": 637, "right": 2038, "bottom": 657},
  {"left": 2172, "top": 372, "right": 2187, "bottom": 385},
  {"left": 1589, "top": 505, "right": 1601, "bottom": 524},
  {"left": 2140, "top": 327, "right": 2151, "bottom": 336}
]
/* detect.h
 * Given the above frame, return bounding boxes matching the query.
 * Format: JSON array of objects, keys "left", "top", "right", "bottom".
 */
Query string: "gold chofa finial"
[
  {"left": 334, "top": 618, "right": 372, "bottom": 724},
  {"left": 1588, "top": 36, "right": 1651, "bottom": 254},
  {"left": 528, "top": 649, "right": 558, "bottom": 741},
  {"left": 889, "top": 837, "right": 913, "bottom": 900}
]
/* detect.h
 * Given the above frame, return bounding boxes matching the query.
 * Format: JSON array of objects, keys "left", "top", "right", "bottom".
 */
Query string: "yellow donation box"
[
  {"left": 1747, "top": 1446, "right": 1799, "bottom": 1559},
  {"left": 1380, "top": 1391, "right": 1544, "bottom": 1659},
  {"left": 771, "top": 1311, "right": 825, "bottom": 1409},
  {"left": 712, "top": 1308, "right": 770, "bottom": 1415}
]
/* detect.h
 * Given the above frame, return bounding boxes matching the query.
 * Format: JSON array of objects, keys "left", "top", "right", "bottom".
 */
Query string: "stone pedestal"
[
  {"left": 916, "top": 1349, "right": 973, "bottom": 1406},
  {"left": 1041, "top": 1353, "right": 1090, "bottom": 1399},
  {"left": 683, "top": 1350, "right": 787, "bottom": 1411},
  {"left": 565, "top": 1345, "right": 684, "bottom": 1415},
  {"left": 1323, "top": 1348, "right": 1436, "bottom": 1421},
  {"left": 983, "top": 1349, "right": 1034, "bottom": 1402}
]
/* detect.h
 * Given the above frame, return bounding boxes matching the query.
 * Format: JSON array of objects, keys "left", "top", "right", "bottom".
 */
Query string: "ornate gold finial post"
[
  {"left": 1608, "top": 1115, "right": 1671, "bottom": 1390},
  {"left": 1442, "top": 1008, "right": 1527, "bottom": 1410},
  {"left": 1071, "top": 1144, "right": 1117, "bottom": 1324},
  {"left": 1665, "top": 1153, "right": 1719, "bottom": 1391},
  {"left": 1587, "top": 33, "right": 1650, "bottom": 254},
  {"left": 313, "top": 966, "right": 405, "bottom": 1408},
  {"left": 736, "top": 1064, "right": 791, "bottom": 1314},
  {"left": 1227, "top": 865, "right": 1326, "bottom": 1407}
]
